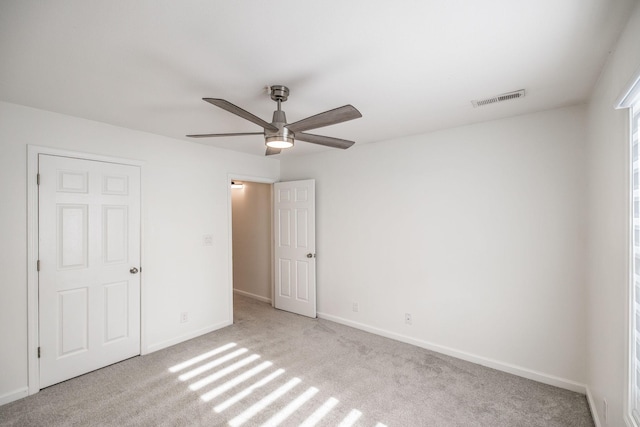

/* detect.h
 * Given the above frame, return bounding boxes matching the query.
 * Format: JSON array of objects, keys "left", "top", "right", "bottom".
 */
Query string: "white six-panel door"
[
  {"left": 38, "top": 154, "right": 141, "bottom": 388},
  {"left": 273, "top": 180, "right": 316, "bottom": 318}
]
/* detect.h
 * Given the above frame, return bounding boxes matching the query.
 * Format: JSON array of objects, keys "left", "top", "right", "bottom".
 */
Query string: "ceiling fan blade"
[
  {"left": 265, "top": 147, "right": 282, "bottom": 156},
  {"left": 203, "top": 98, "right": 278, "bottom": 132},
  {"left": 286, "top": 105, "right": 362, "bottom": 133},
  {"left": 296, "top": 133, "right": 355, "bottom": 149},
  {"left": 186, "top": 132, "right": 264, "bottom": 138}
]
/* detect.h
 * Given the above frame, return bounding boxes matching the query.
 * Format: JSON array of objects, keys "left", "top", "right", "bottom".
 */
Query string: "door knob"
[
  {"left": 129, "top": 267, "right": 139, "bottom": 274},
  {"left": 306, "top": 253, "right": 315, "bottom": 258}
]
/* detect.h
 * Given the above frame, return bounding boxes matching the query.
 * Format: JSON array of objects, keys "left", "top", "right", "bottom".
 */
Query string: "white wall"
[
  {"left": 585, "top": 3, "right": 640, "bottom": 426},
  {"left": 232, "top": 181, "right": 272, "bottom": 302},
  {"left": 0, "top": 101, "right": 279, "bottom": 404},
  {"left": 281, "top": 105, "right": 588, "bottom": 390}
]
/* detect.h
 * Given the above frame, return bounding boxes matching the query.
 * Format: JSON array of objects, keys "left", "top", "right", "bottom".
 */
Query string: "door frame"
[
  {"left": 26, "top": 145, "right": 145, "bottom": 395},
  {"left": 227, "top": 173, "right": 278, "bottom": 318}
]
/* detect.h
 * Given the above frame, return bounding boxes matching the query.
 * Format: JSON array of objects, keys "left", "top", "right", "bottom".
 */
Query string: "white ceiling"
[{"left": 0, "top": 0, "right": 636, "bottom": 157}]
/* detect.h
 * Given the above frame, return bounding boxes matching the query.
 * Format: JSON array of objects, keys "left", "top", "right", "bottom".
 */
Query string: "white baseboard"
[
  {"left": 585, "top": 387, "right": 602, "bottom": 427},
  {"left": 143, "top": 320, "right": 232, "bottom": 355},
  {"left": 317, "top": 311, "right": 587, "bottom": 394},
  {"left": 233, "top": 288, "right": 272, "bottom": 304},
  {"left": 0, "top": 387, "right": 28, "bottom": 406}
]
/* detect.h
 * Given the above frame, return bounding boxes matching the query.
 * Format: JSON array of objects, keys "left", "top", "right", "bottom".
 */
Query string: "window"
[
  {"left": 615, "top": 66, "right": 640, "bottom": 425},
  {"left": 632, "top": 102, "right": 640, "bottom": 425},
  {"left": 617, "top": 63, "right": 640, "bottom": 427}
]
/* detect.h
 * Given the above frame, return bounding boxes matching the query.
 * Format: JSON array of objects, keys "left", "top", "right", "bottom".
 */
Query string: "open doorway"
[{"left": 230, "top": 180, "right": 273, "bottom": 305}]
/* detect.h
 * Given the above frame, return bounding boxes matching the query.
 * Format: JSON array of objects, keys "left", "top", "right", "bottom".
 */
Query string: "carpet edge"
[
  {"left": 317, "top": 311, "right": 587, "bottom": 394},
  {"left": 233, "top": 288, "right": 272, "bottom": 304},
  {"left": 144, "top": 320, "right": 233, "bottom": 355},
  {"left": 0, "top": 387, "right": 28, "bottom": 406}
]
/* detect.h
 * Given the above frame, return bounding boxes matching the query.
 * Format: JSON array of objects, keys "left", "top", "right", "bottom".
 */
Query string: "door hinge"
[
  {"left": 37, "top": 260, "right": 40, "bottom": 271},
  {"left": 37, "top": 347, "right": 41, "bottom": 358},
  {"left": 37, "top": 173, "right": 40, "bottom": 185}
]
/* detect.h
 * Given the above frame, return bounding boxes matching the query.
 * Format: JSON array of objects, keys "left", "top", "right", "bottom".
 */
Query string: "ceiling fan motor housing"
[{"left": 265, "top": 109, "right": 294, "bottom": 147}]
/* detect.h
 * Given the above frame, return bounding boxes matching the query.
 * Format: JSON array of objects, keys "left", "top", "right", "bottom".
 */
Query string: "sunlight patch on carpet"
[
  {"left": 260, "top": 387, "right": 319, "bottom": 427},
  {"left": 168, "top": 343, "right": 237, "bottom": 373},
  {"left": 213, "top": 368, "right": 286, "bottom": 413},
  {"left": 169, "top": 342, "right": 387, "bottom": 426},
  {"left": 338, "top": 409, "right": 363, "bottom": 426},
  {"left": 227, "top": 377, "right": 302, "bottom": 426},
  {"left": 200, "top": 361, "right": 273, "bottom": 402},
  {"left": 189, "top": 354, "right": 261, "bottom": 391},
  {"left": 179, "top": 348, "right": 248, "bottom": 381},
  {"left": 298, "top": 397, "right": 339, "bottom": 427}
]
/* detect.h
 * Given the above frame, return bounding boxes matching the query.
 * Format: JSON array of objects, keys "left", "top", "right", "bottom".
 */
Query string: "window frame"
[
  {"left": 630, "top": 102, "right": 640, "bottom": 427},
  {"left": 617, "top": 66, "right": 640, "bottom": 427}
]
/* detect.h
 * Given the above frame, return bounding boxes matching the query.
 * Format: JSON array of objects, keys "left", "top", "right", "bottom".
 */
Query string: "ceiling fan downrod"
[{"left": 265, "top": 85, "right": 293, "bottom": 148}]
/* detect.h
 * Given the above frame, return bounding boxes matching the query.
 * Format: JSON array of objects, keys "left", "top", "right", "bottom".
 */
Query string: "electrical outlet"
[
  {"left": 352, "top": 302, "right": 359, "bottom": 312},
  {"left": 203, "top": 234, "right": 213, "bottom": 246},
  {"left": 603, "top": 398, "right": 608, "bottom": 424},
  {"left": 405, "top": 313, "right": 412, "bottom": 325},
  {"left": 180, "top": 312, "right": 189, "bottom": 323}
]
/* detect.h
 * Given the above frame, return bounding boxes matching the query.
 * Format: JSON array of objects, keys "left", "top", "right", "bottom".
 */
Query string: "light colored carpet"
[{"left": 1, "top": 295, "right": 593, "bottom": 426}]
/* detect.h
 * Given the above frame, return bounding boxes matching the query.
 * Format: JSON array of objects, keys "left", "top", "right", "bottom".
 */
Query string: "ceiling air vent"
[{"left": 471, "top": 89, "right": 525, "bottom": 108}]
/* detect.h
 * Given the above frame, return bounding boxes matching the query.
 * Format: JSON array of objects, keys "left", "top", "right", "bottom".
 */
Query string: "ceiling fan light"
[{"left": 265, "top": 136, "right": 294, "bottom": 149}]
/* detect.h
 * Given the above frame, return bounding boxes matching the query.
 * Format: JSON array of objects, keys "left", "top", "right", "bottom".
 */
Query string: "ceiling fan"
[{"left": 187, "top": 85, "right": 362, "bottom": 156}]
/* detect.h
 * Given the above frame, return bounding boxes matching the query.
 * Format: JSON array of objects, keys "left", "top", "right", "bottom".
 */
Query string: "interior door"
[
  {"left": 273, "top": 179, "right": 316, "bottom": 318},
  {"left": 38, "top": 154, "right": 141, "bottom": 388}
]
